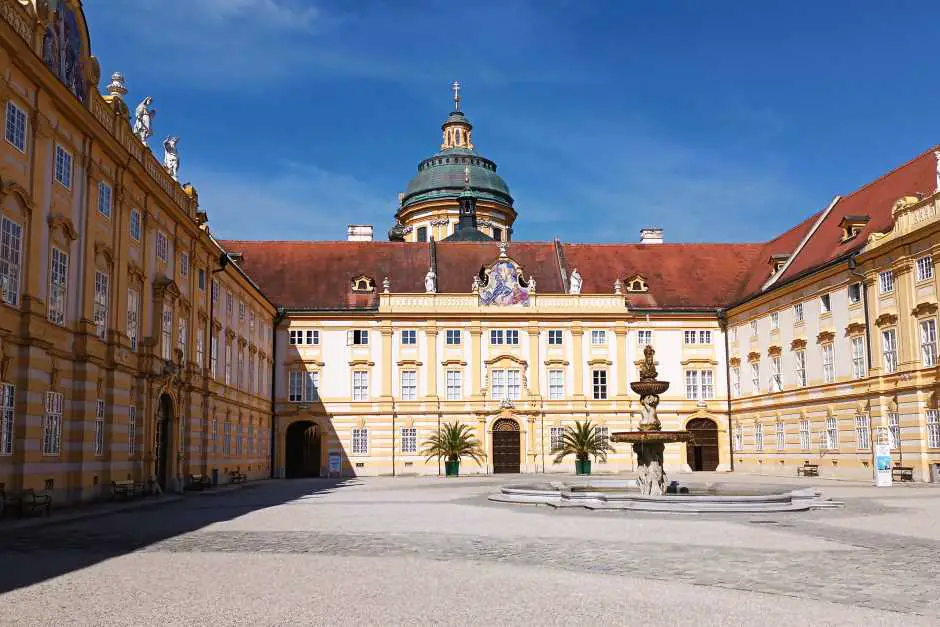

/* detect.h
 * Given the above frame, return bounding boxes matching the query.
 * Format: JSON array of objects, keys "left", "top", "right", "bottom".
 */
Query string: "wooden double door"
[
  {"left": 686, "top": 418, "right": 719, "bottom": 471},
  {"left": 492, "top": 418, "right": 520, "bottom": 474}
]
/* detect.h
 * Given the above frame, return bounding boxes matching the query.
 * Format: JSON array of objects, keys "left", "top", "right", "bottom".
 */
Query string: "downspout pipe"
[
  {"left": 271, "top": 306, "right": 286, "bottom": 479},
  {"left": 848, "top": 255, "right": 876, "bottom": 477},
  {"left": 717, "top": 308, "right": 734, "bottom": 472}
]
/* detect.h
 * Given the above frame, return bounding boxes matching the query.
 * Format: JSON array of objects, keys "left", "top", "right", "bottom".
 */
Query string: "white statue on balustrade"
[
  {"left": 134, "top": 96, "right": 155, "bottom": 144},
  {"left": 569, "top": 268, "right": 582, "bottom": 294},
  {"left": 425, "top": 268, "right": 437, "bottom": 293},
  {"left": 163, "top": 136, "right": 180, "bottom": 181}
]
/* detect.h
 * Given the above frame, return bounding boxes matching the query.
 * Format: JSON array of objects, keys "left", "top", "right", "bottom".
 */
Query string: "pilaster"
[
  {"left": 527, "top": 323, "right": 540, "bottom": 397},
  {"left": 380, "top": 324, "right": 393, "bottom": 400},
  {"left": 571, "top": 324, "right": 585, "bottom": 399},
  {"left": 425, "top": 325, "right": 439, "bottom": 399},
  {"left": 614, "top": 325, "right": 628, "bottom": 399},
  {"left": 470, "top": 323, "right": 482, "bottom": 400}
]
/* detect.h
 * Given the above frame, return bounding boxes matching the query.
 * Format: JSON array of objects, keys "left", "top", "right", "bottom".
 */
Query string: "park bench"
[
  {"left": 796, "top": 462, "right": 819, "bottom": 477},
  {"left": 891, "top": 466, "right": 914, "bottom": 482},
  {"left": 228, "top": 469, "right": 247, "bottom": 484},
  {"left": 189, "top": 474, "right": 212, "bottom": 490},
  {"left": 1, "top": 488, "right": 51, "bottom": 518},
  {"left": 111, "top": 479, "right": 145, "bottom": 500}
]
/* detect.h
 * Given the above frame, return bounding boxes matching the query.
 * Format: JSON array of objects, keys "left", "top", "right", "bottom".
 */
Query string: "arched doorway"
[
  {"left": 686, "top": 418, "right": 719, "bottom": 471},
  {"left": 492, "top": 418, "right": 520, "bottom": 474},
  {"left": 285, "top": 421, "right": 321, "bottom": 478},
  {"left": 154, "top": 394, "right": 173, "bottom": 489}
]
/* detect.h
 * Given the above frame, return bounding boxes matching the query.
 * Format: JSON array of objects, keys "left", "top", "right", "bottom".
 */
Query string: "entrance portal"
[
  {"left": 686, "top": 418, "right": 719, "bottom": 471},
  {"left": 155, "top": 394, "right": 173, "bottom": 489},
  {"left": 492, "top": 418, "right": 520, "bottom": 474},
  {"left": 285, "top": 421, "right": 321, "bottom": 478}
]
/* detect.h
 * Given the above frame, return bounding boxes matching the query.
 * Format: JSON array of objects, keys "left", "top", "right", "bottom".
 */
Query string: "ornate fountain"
[{"left": 610, "top": 345, "right": 693, "bottom": 496}]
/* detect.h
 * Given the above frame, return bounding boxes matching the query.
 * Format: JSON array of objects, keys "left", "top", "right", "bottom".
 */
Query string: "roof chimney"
[
  {"left": 347, "top": 225, "right": 374, "bottom": 242},
  {"left": 639, "top": 227, "right": 663, "bottom": 244}
]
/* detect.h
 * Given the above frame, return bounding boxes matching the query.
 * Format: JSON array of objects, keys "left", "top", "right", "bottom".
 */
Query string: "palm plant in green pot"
[
  {"left": 422, "top": 421, "right": 484, "bottom": 477},
  {"left": 551, "top": 419, "right": 614, "bottom": 475}
]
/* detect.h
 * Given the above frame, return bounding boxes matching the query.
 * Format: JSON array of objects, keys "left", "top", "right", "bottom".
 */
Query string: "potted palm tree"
[
  {"left": 551, "top": 419, "right": 613, "bottom": 475},
  {"left": 422, "top": 421, "right": 484, "bottom": 477}
]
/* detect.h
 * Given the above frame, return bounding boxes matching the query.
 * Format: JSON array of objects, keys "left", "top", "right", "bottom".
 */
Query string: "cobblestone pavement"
[{"left": 0, "top": 475, "right": 938, "bottom": 626}]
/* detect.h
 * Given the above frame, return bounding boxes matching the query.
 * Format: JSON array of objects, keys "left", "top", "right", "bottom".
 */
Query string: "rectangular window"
[
  {"left": 591, "top": 330, "right": 607, "bottom": 345},
  {"left": 734, "top": 424, "right": 743, "bottom": 451},
  {"left": 0, "top": 383, "right": 13, "bottom": 455},
  {"left": 685, "top": 370, "right": 699, "bottom": 400},
  {"left": 0, "top": 216, "right": 23, "bottom": 306},
  {"left": 548, "top": 329, "right": 563, "bottom": 345},
  {"left": 755, "top": 423, "right": 763, "bottom": 451},
  {"left": 238, "top": 301, "right": 245, "bottom": 322},
  {"left": 507, "top": 369, "right": 521, "bottom": 400},
  {"left": 701, "top": 370, "right": 713, "bottom": 399},
  {"left": 4, "top": 101, "right": 27, "bottom": 152},
  {"left": 916, "top": 255, "right": 934, "bottom": 281},
  {"left": 550, "top": 426, "right": 565, "bottom": 451},
  {"left": 730, "top": 327, "right": 737, "bottom": 343},
  {"left": 237, "top": 348, "right": 244, "bottom": 389},
  {"left": 400, "top": 370, "right": 417, "bottom": 401},
  {"left": 822, "top": 344, "right": 835, "bottom": 383},
  {"left": 42, "top": 391, "right": 63, "bottom": 455},
  {"left": 794, "top": 302, "right": 804, "bottom": 322},
  {"left": 750, "top": 362, "right": 760, "bottom": 393},
  {"left": 592, "top": 370, "right": 607, "bottom": 400},
  {"left": 794, "top": 350, "right": 807, "bottom": 387},
  {"left": 288, "top": 370, "right": 318, "bottom": 403},
  {"left": 879, "top": 271, "right": 895, "bottom": 294},
  {"left": 446, "top": 370, "right": 462, "bottom": 400},
  {"left": 210, "top": 334, "right": 219, "bottom": 377},
  {"left": 416, "top": 226, "right": 428, "bottom": 242},
  {"left": 490, "top": 369, "right": 506, "bottom": 400},
  {"left": 224, "top": 341, "right": 232, "bottom": 385},
  {"left": 401, "top": 329, "right": 417, "bottom": 345},
  {"left": 198, "top": 268, "right": 206, "bottom": 290},
  {"left": 882, "top": 329, "right": 898, "bottom": 374},
  {"left": 94, "top": 399, "right": 105, "bottom": 456},
  {"left": 927, "top": 410, "right": 940, "bottom": 448},
  {"left": 548, "top": 369, "right": 564, "bottom": 400},
  {"left": 799, "top": 418, "right": 810, "bottom": 450},
  {"left": 825, "top": 417, "right": 838, "bottom": 450},
  {"left": 305, "top": 330, "right": 318, "bottom": 345},
  {"left": 94, "top": 271, "right": 109, "bottom": 340},
  {"left": 445, "top": 329, "right": 461, "bottom": 345},
  {"left": 223, "top": 421, "right": 231, "bottom": 456},
  {"left": 683, "top": 330, "right": 697, "bottom": 344},
  {"left": 848, "top": 282, "right": 862, "bottom": 305},
  {"left": 776, "top": 421, "right": 785, "bottom": 450},
  {"left": 156, "top": 231, "right": 168, "bottom": 262},
  {"left": 225, "top": 291, "right": 233, "bottom": 319},
  {"left": 128, "top": 405, "right": 137, "bottom": 457},
  {"left": 352, "top": 427, "right": 368, "bottom": 454},
  {"left": 730, "top": 366, "right": 740, "bottom": 397},
  {"left": 352, "top": 371, "right": 369, "bottom": 401},
  {"left": 288, "top": 330, "right": 302, "bottom": 345},
  {"left": 54, "top": 144, "right": 72, "bottom": 188},
  {"left": 490, "top": 329, "right": 503, "bottom": 344},
  {"left": 888, "top": 412, "right": 900, "bottom": 450},
  {"left": 129, "top": 209, "right": 141, "bottom": 241},
  {"left": 211, "top": 280, "right": 219, "bottom": 308},
  {"left": 348, "top": 329, "right": 369, "bottom": 345},
  {"left": 770, "top": 356, "right": 782, "bottom": 392},
  {"left": 401, "top": 427, "right": 417, "bottom": 454},
  {"left": 47, "top": 247, "right": 68, "bottom": 325},
  {"left": 637, "top": 330, "right": 652, "bottom": 346},
  {"left": 126, "top": 288, "right": 139, "bottom": 351},
  {"left": 97, "top": 182, "right": 112, "bottom": 218},
  {"left": 855, "top": 414, "right": 870, "bottom": 450},
  {"left": 161, "top": 308, "right": 173, "bottom": 361},
  {"left": 851, "top": 336, "right": 866, "bottom": 379},
  {"left": 920, "top": 319, "right": 937, "bottom": 366},
  {"left": 820, "top": 293, "right": 831, "bottom": 314},
  {"left": 505, "top": 329, "right": 519, "bottom": 345},
  {"left": 248, "top": 354, "right": 255, "bottom": 394},
  {"left": 597, "top": 426, "right": 609, "bottom": 449},
  {"left": 770, "top": 312, "right": 779, "bottom": 330},
  {"left": 750, "top": 320, "right": 758, "bottom": 337},
  {"left": 179, "top": 252, "right": 189, "bottom": 278},
  {"left": 196, "top": 329, "right": 205, "bottom": 368}
]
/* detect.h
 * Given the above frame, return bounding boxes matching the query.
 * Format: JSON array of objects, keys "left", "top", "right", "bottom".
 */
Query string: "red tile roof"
[
  {"left": 735, "top": 211, "right": 821, "bottom": 301},
  {"left": 435, "top": 241, "right": 564, "bottom": 293}
]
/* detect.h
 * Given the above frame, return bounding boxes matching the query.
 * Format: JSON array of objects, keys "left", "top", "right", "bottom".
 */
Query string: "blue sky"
[{"left": 84, "top": 0, "right": 939, "bottom": 243}]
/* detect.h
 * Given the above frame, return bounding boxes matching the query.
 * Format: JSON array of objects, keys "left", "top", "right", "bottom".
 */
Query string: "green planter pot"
[
  {"left": 575, "top": 459, "right": 592, "bottom": 475},
  {"left": 444, "top": 460, "right": 460, "bottom": 477}
]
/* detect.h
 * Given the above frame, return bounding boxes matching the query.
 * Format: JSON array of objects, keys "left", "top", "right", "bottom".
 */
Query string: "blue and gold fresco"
[
  {"left": 480, "top": 260, "right": 530, "bottom": 306},
  {"left": 42, "top": 0, "right": 86, "bottom": 103}
]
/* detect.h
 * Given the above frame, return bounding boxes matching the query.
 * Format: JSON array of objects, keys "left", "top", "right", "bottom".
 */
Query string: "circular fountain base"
[{"left": 489, "top": 480, "right": 842, "bottom": 513}]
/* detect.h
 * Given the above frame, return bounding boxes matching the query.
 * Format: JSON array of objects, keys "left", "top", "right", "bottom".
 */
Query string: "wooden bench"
[
  {"left": 228, "top": 469, "right": 247, "bottom": 484},
  {"left": 796, "top": 463, "right": 819, "bottom": 477},
  {"left": 111, "top": 479, "right": 146, "bottom": 500},
  {"left": 891, "top": 466, "right": 914, "bottom": 482},
  {"left": 188, "top": 474, "right": 212, "bottom": 490},
  {"left": 2, "top": 488, "right": 51, "bottom": 517}
]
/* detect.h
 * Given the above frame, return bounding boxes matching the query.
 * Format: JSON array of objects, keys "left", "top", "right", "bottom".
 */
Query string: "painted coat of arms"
[{"left": 479, "top": 260, "right": 530, "bottom": 306}]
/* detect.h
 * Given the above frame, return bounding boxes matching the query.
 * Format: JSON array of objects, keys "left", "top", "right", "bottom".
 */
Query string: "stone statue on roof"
[
  {"left": 425, "top": 268, "right": 437, "bottom": 294},
  {"left": 163, "top": 136, "right": 179, "bottom": 181},
  {"left": 134, "top": 96, "right": 155, "bottom": 144},
  {"left": 569, "top": 268, "right": 582, "bottom": 294}
]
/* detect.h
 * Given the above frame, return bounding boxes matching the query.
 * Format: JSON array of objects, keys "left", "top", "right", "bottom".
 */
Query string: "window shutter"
[{"left": 347, "top": 330, "right": 353, "bottom": 345}]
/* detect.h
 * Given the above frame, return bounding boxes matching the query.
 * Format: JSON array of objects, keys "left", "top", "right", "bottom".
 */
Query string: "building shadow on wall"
[{"left": 0, "top": 477, "right": 355, "bottom": 594}]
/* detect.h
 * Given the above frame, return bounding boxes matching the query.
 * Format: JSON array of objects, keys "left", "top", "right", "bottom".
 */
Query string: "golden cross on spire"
[{"left": 452, "top": 80, "right": 461, "bottom": 112}]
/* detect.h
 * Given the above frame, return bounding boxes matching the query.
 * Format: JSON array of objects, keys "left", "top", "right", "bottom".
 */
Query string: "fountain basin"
[
  {"left": 610, "top": 431, "right": 694, "bottom": 444},
  {"left": 630, "top": 380, "right": 670, "bottom": 397}
]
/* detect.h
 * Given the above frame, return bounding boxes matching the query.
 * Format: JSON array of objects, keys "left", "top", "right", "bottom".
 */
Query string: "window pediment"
[
  {"left": 625, "top": 274, "right": 648, "bottom": 293},
  {"left": 911, "top": 302, "right": 938, "bottom": 318},
  {"left": 47, "top": 212, "right": 78, "bottom": 241},
  {"left": 790, "top": 338, "right": 807, "bottom": 351},
  {"left": 484, "top": 354, "right": 527, "bottom": 368},
  {"left": 845, "top": 322, "right": 866, "bottom": 337},
  {"left": 874, "top": 312, "right": 898, "bottom": 327},
  {"left": 348, "top": 359, "right": 375, "bottom": 367},
  {"left": 747, "top": 351, "right": 761, "bottom": 362},
  {"left": 767, "top": 345, "right": 782, "bottom": 357},
  {"left": 816, "top": 330, "right": 835, "bottom": 344},
  {"left": 351, "top": 275, "right": 375, "bottom": 293},
  {"left": 396, "top": 359, "right": 423, "bottom": 367}
]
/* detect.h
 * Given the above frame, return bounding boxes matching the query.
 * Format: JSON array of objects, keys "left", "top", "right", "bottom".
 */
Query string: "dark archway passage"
[
  {"left": 686, "top": 418, "right": 719, "bottom": 471},
  {"left": 155, "top": 394, "right": 173, "bottom": 490},
  {"left": 492, "top": 418, "right": 520, "bottom": 474},
  {"left": 285, "top": 421, "right": 321, "bottom": 478}
]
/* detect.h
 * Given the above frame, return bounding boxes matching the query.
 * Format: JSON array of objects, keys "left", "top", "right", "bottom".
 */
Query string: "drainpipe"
[
  {"left": 207, "top": 253, "right": 230, "bottom": 480},
  {"left": 718, "top": 308, "right": 734, "bottom": 472},
  {"left": 391, "top": 399, "right": 396, "bottom": 477},
  {"left": 848, "top": 254, "right": 877, "bottom": 477},
  {"left": 271, "top": 306, "right": 285, "bottom": 479}
]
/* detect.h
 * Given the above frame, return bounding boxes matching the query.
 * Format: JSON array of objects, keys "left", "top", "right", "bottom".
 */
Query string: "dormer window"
[
  {"left": 838, "top": 215, "right": 870, "bottom": 242},
  {"left": 351, "top": 275, "right": 375, "bottom": 293},
  {"left": 769, "top": 254, "right": 789, "bottom": 276},
  {"left": 625, "top": 274, "right": 648, "bottom": 293}
]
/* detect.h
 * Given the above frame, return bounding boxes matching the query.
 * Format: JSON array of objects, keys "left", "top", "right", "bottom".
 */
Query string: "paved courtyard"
[{"left": 1, "top": 473, "right": 939, "bottom": 626}]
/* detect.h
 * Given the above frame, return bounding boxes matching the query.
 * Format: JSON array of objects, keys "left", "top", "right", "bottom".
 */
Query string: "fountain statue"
[{"left": 610, "top": 345, "right": 693, "bottom": 495}]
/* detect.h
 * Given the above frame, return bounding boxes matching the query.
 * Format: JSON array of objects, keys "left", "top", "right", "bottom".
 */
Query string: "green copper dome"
[{"left": 402, "top": 147, "right": 513, "bottom": 208}]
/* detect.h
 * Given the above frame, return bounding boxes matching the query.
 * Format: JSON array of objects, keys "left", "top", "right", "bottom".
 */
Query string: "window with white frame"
[
  {"left": 505, "top": 330, "right": 520, "bottom": 344},
  {"left": 928, "top": 409, "right": 940, "bottom": 448},
  {"left": 684, "top": 330, "right": 713, "bottom": 344},
  {"left": 750, "top": 361, "right": 760, "bottom": 394},
  {"left": 729, "top": 327, "right": 737, "bottom": 343},
  {"left": 178, "top": 318, "right": 188, "bottom": 358},
  {"left": 591, "top": 330, "right": 607, "bottom": 345},
  {"left": 794, "top": 350, "right": 807, "bottom": 387},
  {"left": 93, "top": 271, "right": 109, "bottom": 340},
  {"left": 887, "top": 412, "right": 900, "bottom": 449},
  {"left": 548, "top": 329, "right": 563, "bottom": 345},
  {"left": 126, "top": 288, "right": 139, "bottom": 351},
  {"left": 352, "top": 427, "right": 368, "bottom": 454},
  {"left": 235, "top": 422, "right": 242, "bottom": 456},
  {"left": 401, "top": 329, "right": 417, "bottom": 345},
  {"left": 550, "top": 426, "right": 565, "bottom": 451},
  {"left": 685, "top": 370, "right": 699, "bottom": 399},
  {"left": 730, "top": 366, "right": 740, "bottom": 397},
  {"left": 248, "top": 354, "right": 255, "bottom": 393},
  {"left": 128, "top": 405, "right": 137, "bottom": 457},
  {"left": 400, "top": 370, "right": 417, "bottom": 400},
  {"left": 685, "top": 370, "right": 714, "bottom": 400},
  {"left": 156, "top": 231, "right": 168, "bottom": 262},
  {"left": 592, "top": 369, "right": 608, "bottom": 400},
  {"left": 237, "top": 348, "right": 245, "bottom": 389},
  {"left": 352, "top": 371, "right": 369, "bottom": 401},
  {"left": 820, "top": 293, "right": 831, "bottom": 314},
  {"left": 238, "top": 301, "right": 245, "bottom": 323},
  {"left": 224, "top": 341, "right": 232, "bottom": 385},
  {"left": 129, "top": 209, "right": 141, "bottom": 241},
  {"left": 401, "top": 427, "right": 417, "bottom": 454},
  {"left": 825, "top": 417, "right": 838, "bottom": 450},
  {"left": 42, "top": 391, "right": 62, "bottom": 455},
  {"left": 916, "top": 255, "right": 934, "bottom": 281},
  {"left": 211, "top": 279, "right": 219, "bottom": 307},
  {"left": 210, "top": 333, "right": 218, "bottom": 376},
  {"left": 445, "top": 329, "right": 461, "bottom": 345},
  {"left": 770, "top": 356, "right": 782, "bottom": 392},
  {"left": 161, "top": 308, "right": 173, "bottom": 361},
  {"left": 596, "top": 426, "right": 609, "bottom": 449},
  {"left": 879, "top": 270, "right": 894, "bottom": 294},
  {"left": 755, "top": 423, "right": 763, "bottom": 451},
  {"left": 854, "top": 414, "right": 870, "bottom": 449},
  {"left": 794, "top": 302, "right": 804, "bottom": 322},
  {"left": 348, "top": 329, "right": 369, "bottom": 345},
  {"left": 5, "top": 101, "right": 27, "bottom": 152},
  {"left": 225, "top": 291, "right": 233, "bottom": 319},
  {"left": 920, "top": 319, "right": 937, "bottom": 366},
  {"left": 94, "top": 399, "right": 105, "bottom": 456},
  {"left": 848, "top": 282, "right": 862, "bottom": 305},
  {"left": 54, "top": 144, "right": 72, "bottom": 188},
  {"left": 179, "top": 252, "right": 189, "bottom": 278},
  {"left": 0, "top": 216, "right": 23, "bottom": 306},
  {"left": 799, "top": 418, "right": 810, "bottom": 450},
  {"left": 491, "top": 369, "right": 506, "bottom": 400},
  {"left": 882, "top": 329, "right": 898, "bottom": 374},
  {"left": 196, "top": 329, "right": 205, "bottom": 369},
  {"left": 822, "top": 344, "right": 835, "bottom": 383},
  {"left": 289, "top": 329, "right": 319, "bottom": 345},
  {"left": 446, "top": 370, "right": 462, "bottom": 400},
  {"left": 770, "top": 312, "right": 779, "bottom": 330},
  {"left": 48, "top": 248, "right": 68, "bottom": 325},
  {"left": 750, "top": 320, "right": 758, "bottom": 337},
  {"left": 637, "top": 329, "right": 652, "bottom": 346},
  {"left": 223, "top": 421, "right": 232, "bottom": 456},
  {"left": 0, "top": 383, "right": 13, "bottom": 455},
  {"left": 776, "top": 421, "right": 785, "bottom": 449},
  {"left": 490, "top": 369, "right": 521, "bottom": 401},
  {"left": 851, "top": 336, "right": 866, "bottom": 379},
  {"left": 734, "top": 423, "right": 743, "bottom": 451},
  {"left": 96, "top": 182, "right": 112, "bottom": 218},
  {"left": 210, "top": 418, "right": 218, "bottom": 454},
  {"left": 548, "top": 369, "right": 564, "bottom": 400}
]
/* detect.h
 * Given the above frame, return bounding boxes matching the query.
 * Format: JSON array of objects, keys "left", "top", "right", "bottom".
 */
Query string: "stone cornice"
[
  {"left": 817, "top": 330, "right": 835, "bottom": 344},
  {"left": 845, "top": 322, "right": 866, "bottom": 337},
  {"left": 874, "top": 312, "right": 898, "bottom": 327},
  {"left": 912, "top": 302, "right": 938, "bottom": 318},
  {"left": 767, "top": 345, "right": 782, "bottom": 357},
  {"left": 790, "top": 338, "right": 807, "bottom": 351}
]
